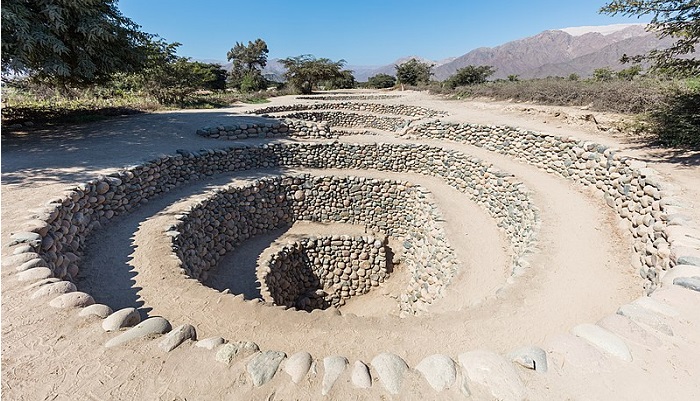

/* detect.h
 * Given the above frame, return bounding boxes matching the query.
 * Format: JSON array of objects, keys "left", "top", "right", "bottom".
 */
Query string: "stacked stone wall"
[
  {"left": 250, "top": 102, "right": 440, "bottom": 118},
  {"left": 169, "top": 174, "right": 454, "bottom": 313},
  {"left": 296, "top": 95, "right": 401, "bottom": 101},
  {"left": 196, "top": 119, "right": 339, "bottom": 140},
  {"left": 403, "top": 120, "right": 674, "bottom": 292},
  {"left": 15, "top": 142, "right": 537, "bottom": 315},
  {"left": 278, "top": 111, "right": 408, "bottom": 132},
  {"left": 260, "top": 234, "right": 388, "bottom": 310}
]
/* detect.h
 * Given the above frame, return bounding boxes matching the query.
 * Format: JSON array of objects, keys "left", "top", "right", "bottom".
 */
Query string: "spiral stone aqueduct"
[{"left": 2, "top": 91, "right": 700, "bottom": 400}]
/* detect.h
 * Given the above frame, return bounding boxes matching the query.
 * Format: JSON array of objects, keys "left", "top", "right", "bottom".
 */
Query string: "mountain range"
[
  {"left": 214, "top": 24, "right": 676, "bottom": 82},
  {"left": 428, "top": 24, "right": 674, "bottom": 81}
]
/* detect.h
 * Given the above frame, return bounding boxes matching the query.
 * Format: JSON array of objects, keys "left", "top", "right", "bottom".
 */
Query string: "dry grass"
[{"left": 450, "top": 78, "right": 684, "bottom": 114}]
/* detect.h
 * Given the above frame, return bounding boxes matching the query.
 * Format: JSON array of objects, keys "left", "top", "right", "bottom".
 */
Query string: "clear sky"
[{"left": 118, "top": 0, "right": 650, "bottom": 66}]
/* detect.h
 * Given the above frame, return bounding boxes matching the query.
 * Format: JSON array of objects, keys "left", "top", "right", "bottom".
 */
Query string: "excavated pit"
[
  {"left": 260, "top": 234, "right": 391, "bottom": 311},
  {"left": 170, "top": 174, "right": 455, "bottom": 313}
]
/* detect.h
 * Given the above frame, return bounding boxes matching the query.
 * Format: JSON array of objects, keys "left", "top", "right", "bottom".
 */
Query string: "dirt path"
[{"left": 2, "top": 90, "right": 699, "bottom": 400}]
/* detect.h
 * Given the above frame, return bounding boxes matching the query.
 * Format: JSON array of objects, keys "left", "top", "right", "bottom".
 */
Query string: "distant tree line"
[{"left": 1, "top": 0, "right": 696, "bottom": 147}]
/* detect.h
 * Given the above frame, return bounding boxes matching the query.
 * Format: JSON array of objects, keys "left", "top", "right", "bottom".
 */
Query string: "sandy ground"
[{"left": 2, "top": 90, "right": 699, "bottom": 400}]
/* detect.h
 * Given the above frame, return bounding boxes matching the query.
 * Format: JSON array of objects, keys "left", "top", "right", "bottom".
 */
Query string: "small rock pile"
[{"left": 260, "top": 234, "right": 389, "bottom": 311}]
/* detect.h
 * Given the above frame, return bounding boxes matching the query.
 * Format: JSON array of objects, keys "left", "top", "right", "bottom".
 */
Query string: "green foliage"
[
  {"left": 136, "top": 39, "right": 219, "bottom": 105},
  {"left": 227, "top": 39, "right": 269, "bottom": 71},
  {"left": 239, "top": 71, "right": 268, "bottom": 93},
  {"left": 281, "top": 55, "right": 346, "bottom": 94},
  {"left": 601, "top": 1, "right": 700, "bottom": 76},
  {"left": 593, "top": 67, "right": 615, "bottom": 82},
  {"left": 1, "top": 80, "right": 155, "bottom": 127},
  {"left": 227, "top": 39, "right": 269, "bottom": 90},
  {"left": 650, "top": 87, "right": 700, "bottom": 148},
  {"left": 395, "top": 59, "right": 433, "bottom": 86},
  {"left": 1, "top": 0, "right": 150, "bottom": 85},
  {"left": 617, "top": 65, "right": 643, "bottom": 81},
  {"left": 367, "top": 73, "right": 396, "bottom": 88},
  {"left": 507, "top": 74, "right": 520, "bottom": 82},
  {"left": 324, "top": 70, "right": 356, "bottom": 90},
  {"left": 445, "top": 65, "right": 495, "bottom": 88},
  {"left": 568, "top": 73, "right": 580, "bottom": 81},
  {"left": 204, "top": 64, "right": 228, "bottom": 91}
]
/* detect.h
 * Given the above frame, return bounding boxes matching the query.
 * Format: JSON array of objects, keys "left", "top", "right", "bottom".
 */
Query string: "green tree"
[
  {"left": 601, "top": 1, "right": 700, "bottom": 75},
  {"left": 239, "top": 72, "right": 268, "bottom": 93},
  {"left": 568, "top": 73, "right": 581, "bottom": 81},
  {"left": 1, "top": 0, "right": 150, "bottom": 85},
  {"left": 367, "top": 73, "right": 396, "bottom": 88},
  {"left": 137, "top": 39, "right": 217, "bottom": 105},
  {"left": 651, "top": 89, "right": 700, "bottom": 147},
  {"left": 593, "top": 67, "right": 615, "bottom": 81},
  {"left": 617, "top": 65, "right": 643, "bottom": 81},
  {"left": 325, "top": 70, "right": 356, "bottom": 89},
  {"left": 281, "top": 55, "right": 346, "bottom": 94},
  {"left": 445, "top": 65, "right": 495, "bottom": 88},
  {"left": 395, "top": 59, "right": 433, "bottom": 86},
  {"left": 227, "top": 39, "right": 269, "bottom": 91},
  {"left": 227, "top": 39, "right": 269, "bottom": 72},
  {"left": 507, "top": 74, "right": 520, "bottom": 82},
  {"left": 207, "top": 64, "right": 227, "bottom": 91}
]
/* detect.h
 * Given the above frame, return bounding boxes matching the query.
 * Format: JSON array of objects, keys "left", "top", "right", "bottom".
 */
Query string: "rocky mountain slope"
[{"left": 353, "top": 24, "right": 675, "bottom": 81}]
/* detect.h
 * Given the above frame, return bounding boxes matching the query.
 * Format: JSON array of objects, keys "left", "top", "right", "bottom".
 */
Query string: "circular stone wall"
[
  {"left": 260, "top": 234, "right": 389, "bottom": 311},
  {"left": 169, "top": 174, "right": 455, "bottom": 313}
]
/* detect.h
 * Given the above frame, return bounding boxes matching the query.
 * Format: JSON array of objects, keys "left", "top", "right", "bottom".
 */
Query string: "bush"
[
  {"left": 445, "top": 65, "right": 495, "bottom": 89},
  {"left": 324, "top": 70, "right": 356, "bottom": 89},
  {"left": 395, "top": 59, "right": 433, "bottom": 86},
  {"left": 593, "top": 67, "right": 615, "bottom": 82},
  {"left": 240, "top": 71, "right": 268, "bottom": 93},
  {"left": 454, "top": 77, "right": 676, "bottom": 114},
  {"left": 367, "top": 73, "right": 396, "bottom": 88},
  {"left": 650, "top": 88, "right": 700, "bottom": 148},
  {"left": 281, "top": 55, "right": 346, "bottom": 94}
]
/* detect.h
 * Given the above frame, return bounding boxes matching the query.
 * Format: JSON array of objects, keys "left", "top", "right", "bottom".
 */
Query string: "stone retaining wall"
[
  {"left": 278, "top": 111, "right": 409, "bottom": 132},
  {"left": 250, "top": 102, "right": 440, "bottom": 118},
  {"left": 169, "top": 174, "right": 456, "bottom": 314},
  {"left": 260, "top": 234, "right": 388, "bottom": 311},
  {"left": 196, "top": 119, "right": 338, "bottom": 140},
  {"left": 296, "top": 95, "right": 401, "bottom": 101},
  {"left": 196, "top": 120, "right": 380, "bottom": 141},
  {"left": 403, "top": 120, "right": 674, "bottom": 292},
  {"left": 12, "top": 142, "right": 537, "bottom": 315}
]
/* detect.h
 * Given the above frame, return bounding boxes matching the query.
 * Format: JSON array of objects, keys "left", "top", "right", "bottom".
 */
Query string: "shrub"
[
  {"left": 445, "top": 65, "right": 496, "bottom": 88},
  {"left": 650, "top": 88, "right": 700, "bottom": 148},
  {"left": 324, "top": 70, "right": 356, "bottom": 89},
  {"left": 395, "top": 59, "right": 433, "bottom": 86},
  {"left": 367, "top": 73, "right": 396, "bottom": 88},
  {"left": 593, "top": 67, "right": 615, "bottom": 82},
  {"left": 240, "top": 71, "right": 268, "bottom": 93},
  {"left": 454, "top": 77, "right": 675, "bottom": 114}
]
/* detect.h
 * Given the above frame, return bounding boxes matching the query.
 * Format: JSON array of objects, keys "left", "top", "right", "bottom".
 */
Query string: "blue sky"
[{"left": 118, "top": 0, "right": 649, "bottom": 66}]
